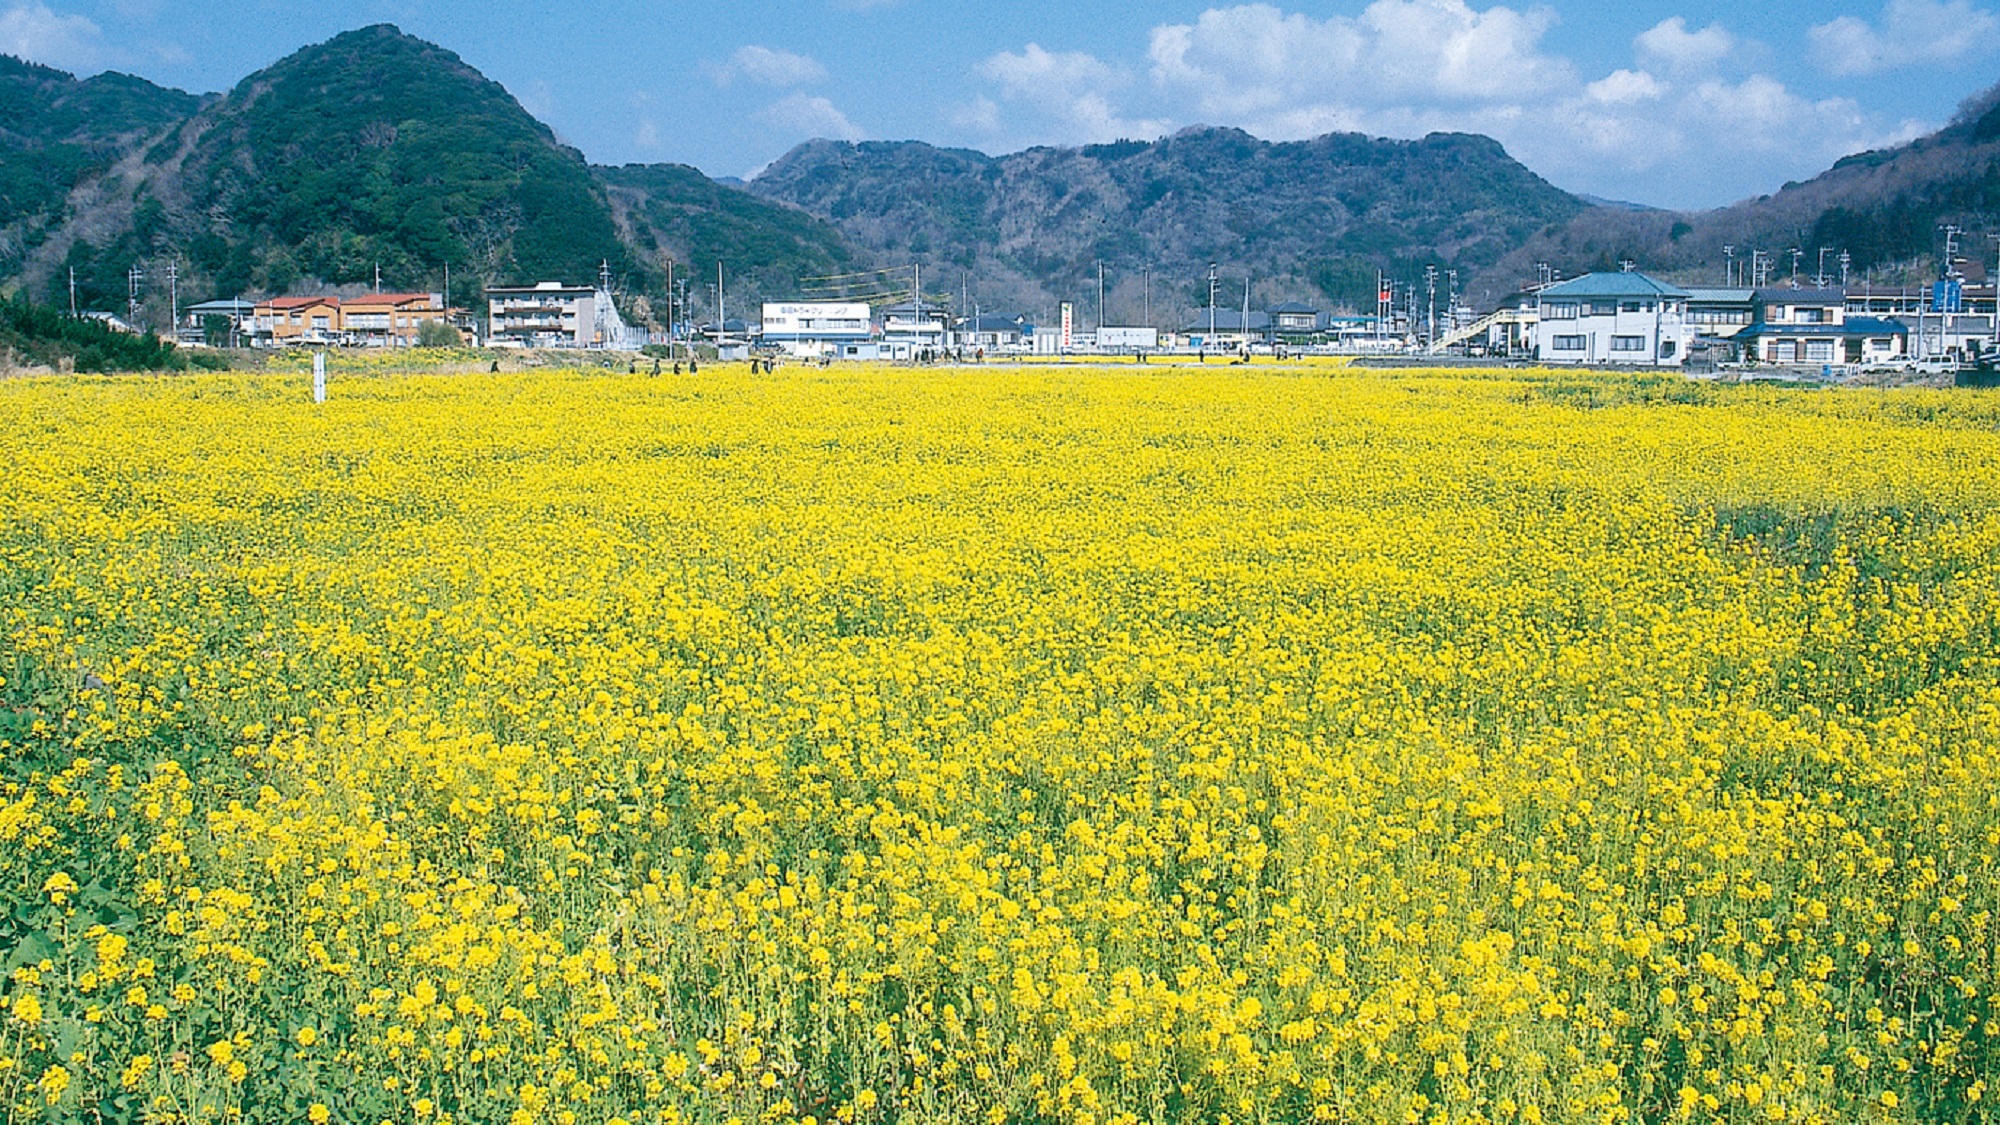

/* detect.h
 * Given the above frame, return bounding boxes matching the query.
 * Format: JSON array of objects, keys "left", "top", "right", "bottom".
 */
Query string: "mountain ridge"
[
  {"left": 0, "top": 23, "right": 1994, "bottom": 325},
  {"left": 747, "top": 126, "right": 1586, "bottom": 314}
]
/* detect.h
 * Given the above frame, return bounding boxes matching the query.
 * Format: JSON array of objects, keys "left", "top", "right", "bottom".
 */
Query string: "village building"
[
  {"left": 253, "top": 296, "right": 343, "bottom": 346},
  {"left": 954, "top": 314, "right": 1033, "bottom": 352},
  {"left": 879, "top": 300, "right": 949, "bottom": 360},
  {"left": 1532, "top": 272, "right": 1693, "bottom": 367},
  {"left": 762, "top": 302, "right": 873, "bottom": 358},
  {"left": 1179, "top": 310, "right": 1271, "bottom": 351},
  {"left": 1736, "top": 288, "right": 1907, "bottom": 366},
  {"left": 338, "top": 292, "right": 452, "bottom": 347}
]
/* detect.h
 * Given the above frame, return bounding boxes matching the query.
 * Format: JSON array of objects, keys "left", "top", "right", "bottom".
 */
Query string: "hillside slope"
[
  {"left": 0, "top": 56, "right": 200, "bottom": 281},
  {"left": 749, "top": 127, "right": 1586, "bottom": 314},
  {"left": 1496, "top": 80, "right": 2000, "bottom": 288},
  {"left": 31, "top": 25, "right": 638, "bottom": 314},
  {"left": 598, "top": 162, "right": 858, "bottom": 311}
]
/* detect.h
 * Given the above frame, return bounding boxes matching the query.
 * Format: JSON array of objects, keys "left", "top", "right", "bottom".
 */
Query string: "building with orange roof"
[
  {"left": 252, "top": 296, "right": 343, "bottom": 346},
  {"left": 337, "top": 292, "right": 452, "bottom": 346}
]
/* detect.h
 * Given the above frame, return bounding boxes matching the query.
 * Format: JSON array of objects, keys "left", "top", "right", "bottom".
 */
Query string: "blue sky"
[{"left": 6, "top": 0, "right": 1999, "bottom": 210}]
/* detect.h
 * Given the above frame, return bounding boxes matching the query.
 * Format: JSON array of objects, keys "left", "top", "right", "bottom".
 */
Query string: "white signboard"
[
  {"left": 1061, "top": 302, "right": 1074, "bottom": 350},
  {"left": 1099, "top": 327, "right": 1159, "bottom": 350},
  {"left": 312, "top": 352, "right": 327, "bottom": 404},
  {"left": 761, "top": 303, "right": 873, "bottom": 339}
]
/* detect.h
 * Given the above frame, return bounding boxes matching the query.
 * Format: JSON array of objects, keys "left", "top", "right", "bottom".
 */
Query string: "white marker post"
[{"left": 313, "top": 352, "right": 327, "bottom": 404}]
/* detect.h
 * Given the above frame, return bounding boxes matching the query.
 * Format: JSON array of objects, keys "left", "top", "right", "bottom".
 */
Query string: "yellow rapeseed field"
[{"left": 0, "top": 362, "right": 1995, "bottom": 1125}]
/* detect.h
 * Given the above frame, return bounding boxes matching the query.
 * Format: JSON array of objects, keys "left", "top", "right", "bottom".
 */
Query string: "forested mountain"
[
  {"left": 3, "top": 19, "right": 1997, "bottom": 327},
  {"left": 7, "top": 26, "right": 854, "bottom": 321},
  {"left": 0, "top": 56, "right": 201, "bottom": 277},
  {"left": 600, "top": 162, "right": 859, "bottom": 304},
  {"left": 35, "top": 25, "right": 635, "bottom": 314},
  {"left": 748, "top": 128, "right": 1587, "bottom": 315},
  {"left": 1495, "top": 81, "right": 2000, "bottom": 288}
]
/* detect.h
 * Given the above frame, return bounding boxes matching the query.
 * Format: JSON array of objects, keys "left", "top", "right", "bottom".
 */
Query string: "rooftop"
[
  {"left": 1754, "top": 288, "right": 1845, "bottom": 304},
  {"left": 1539, "top": 272, "right": 1691, "bottom": 300},
  {"left": 1181, "top": 310, "right": 1272, "bottom": 332}
]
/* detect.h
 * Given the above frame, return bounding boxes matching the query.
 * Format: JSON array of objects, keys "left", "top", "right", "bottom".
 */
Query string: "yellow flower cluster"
[{"left": 0, "top": 364, "right": 1994, "bottom": 1125}]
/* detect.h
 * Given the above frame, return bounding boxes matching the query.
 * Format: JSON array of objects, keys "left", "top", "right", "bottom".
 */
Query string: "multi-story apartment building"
[{"left": 486, "top": 282, "right": 599, "bottom": 348}]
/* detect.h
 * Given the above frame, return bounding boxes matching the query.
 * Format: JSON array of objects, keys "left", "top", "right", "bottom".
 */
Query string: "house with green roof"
[{"left": 1533, "top": 272, "right": 1693, "bottom": 367}]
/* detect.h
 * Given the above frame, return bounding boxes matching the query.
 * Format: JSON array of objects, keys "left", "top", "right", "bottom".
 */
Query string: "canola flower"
[{"left": 0, "top": 363, "right": 1995, "bottom": 1125}]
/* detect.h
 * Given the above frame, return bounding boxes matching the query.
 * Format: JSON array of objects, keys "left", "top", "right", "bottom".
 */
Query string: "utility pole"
[
  {"left": 1097, "top": 259, "right": 1105, "bottom": 333},
  {"left": 167, "top": 260, "right": 178, "bottom": 341},
  {"left": 1242, "top": 275, "right": 1250, "bottom": 354},
  {"left": 1724, "top": 246, "right": 1735, "bottom": 287},
  {"left": 1840, "top": 251, "right": 1852, "bottom": 290},
  {"left": 127, "top": 263, "right": 144, "bottom": 331},
  {"left": 1424, "top": 265, "right": 1438, "bottom": 348},
  {"left": 1789, "top": 249, "right": 1803, "bottom": 287},
  {"left": 68, "top": 267, "right": 77, "bottom": 318},
  {"left": 1207, "top": 262, "right": 1218, "bottom": 354},
  {"left": 374, "top": 263, "right": 382, "bottom": 294},
  {"left": 1142, "top": 265, "right": 1151, "bottom": 329},
  {"left": 1816, "top": 248, "right": 1834, "bottom": 289}
]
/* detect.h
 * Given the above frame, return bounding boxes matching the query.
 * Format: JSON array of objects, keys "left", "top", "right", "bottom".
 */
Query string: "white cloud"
[
  {"left": 0, "top": 1, "right": 107, "bottom": 74},
  {"left": 960, "top": 2, "right": 1937, "bottom": 207},
  {"left": 1503, "top": 74, "right": 1911, "bottom": 204},
  {"left": 1585, "top": 69, "right": 1665, "bottom": 106},
  {"left": 977, "top": 44, "right": 1172, "bottom": 143},
  {"left": 1635, "top": 17, "right": 1735, "bottom": 71},
  {"left": 754, "top": 93, "right": 864, "bottom": 141},
  {"left": 1810, "top": 0, "right": 2000, "bottom": 76},
  {"left": 1148, "top": 0, "right": 1573, "bottom": 122},
  {"left": 712, "top": 45, "right": 828, "bottom": 88}
]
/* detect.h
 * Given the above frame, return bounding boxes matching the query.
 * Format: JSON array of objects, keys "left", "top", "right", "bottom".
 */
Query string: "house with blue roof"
[
  {"left": 1533, "top": 272, "right": 1693, "bottom": 367},
  {"left": 1736, "top": 288, "right": 1907, "bottom": 366}
]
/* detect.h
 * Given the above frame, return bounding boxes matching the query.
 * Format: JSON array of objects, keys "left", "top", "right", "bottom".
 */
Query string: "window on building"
[
  {"left": 1611, "top": 336, "right": 1647, "bottom": 352},
  {"left": 1660, "top": 340, "right": 1677, "bottom": 358},
  {"left": 1589, "top": 301, "right": 1618, "bottom": 316},
  {"left": 1552, "top": 335, "right": 1587, "bottom": 351},
  {"left": 1546, "top": 303, "right": 1579, "bottom": 320}
]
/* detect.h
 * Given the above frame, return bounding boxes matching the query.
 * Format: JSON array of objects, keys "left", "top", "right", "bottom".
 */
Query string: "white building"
[
  {"left": 880, "top": 300, "right": 948, "bottom": 360},
  {"left": 487, "top": 282, "right": 598, "bottom": 348},
  {"left": 1534, "top": 272, "right": 1693, "bottom": 367},
  {"left": 762, "top": 302, "right": 873, "bottom": 358}
]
